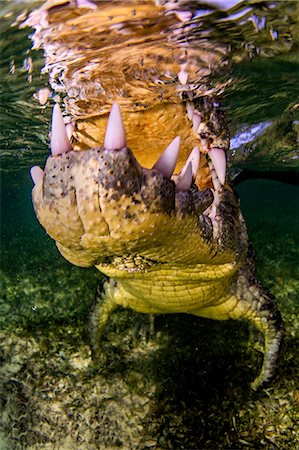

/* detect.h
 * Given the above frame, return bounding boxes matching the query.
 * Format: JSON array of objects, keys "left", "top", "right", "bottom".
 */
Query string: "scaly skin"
[{"left": 29, "top": 0, "right": 284, "bottom": 389}]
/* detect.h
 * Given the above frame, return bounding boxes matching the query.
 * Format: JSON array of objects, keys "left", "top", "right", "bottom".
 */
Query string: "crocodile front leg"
[
  {"left": 89, "top": 277, "right": 160, "bottom": 361},
  {"left": 89, "top": 278, "right": 118, "bottom": 361}
]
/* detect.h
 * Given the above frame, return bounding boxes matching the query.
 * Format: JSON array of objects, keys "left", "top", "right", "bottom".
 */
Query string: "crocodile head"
[{"left": 31, "top": 101, "right": 245, "bottom": 275}]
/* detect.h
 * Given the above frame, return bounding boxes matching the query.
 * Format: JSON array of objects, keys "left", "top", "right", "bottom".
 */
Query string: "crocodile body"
[{"left": 28, "top": 0, "right": 284, "bottom": 389}]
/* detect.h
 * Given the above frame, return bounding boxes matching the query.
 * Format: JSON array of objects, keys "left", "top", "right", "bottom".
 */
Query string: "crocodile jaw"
[
  {"left": 32, "top": 104, "right": 242, "bottom": 271},
  {"left": 32, "top": 145, "right": 219, "bottom": 268}
]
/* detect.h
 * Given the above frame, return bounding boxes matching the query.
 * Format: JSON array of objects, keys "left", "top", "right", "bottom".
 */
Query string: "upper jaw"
[
  {"left": 32, "top": 101, "right": 226, "bottom": 205},
  {"left": 33, "top": 99, "right": 228, "bottom": 193}
]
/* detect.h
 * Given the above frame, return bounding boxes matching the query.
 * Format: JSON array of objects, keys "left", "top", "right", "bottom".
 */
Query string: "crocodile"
[{"left": 27, "top": 0, "right": 284, "bottom": 389}]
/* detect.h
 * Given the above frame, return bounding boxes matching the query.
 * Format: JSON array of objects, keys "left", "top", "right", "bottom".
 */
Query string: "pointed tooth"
[
  {"left": 186, "top": 101, "right": 195, "bottom": 120},
  {"left": 178, "top": 69, "right": 188, "bottom": 85},
  {"left": 187, "top": 146, "right": 200, "bottom": 178},
  {"left": 192, "top": 112, "right": 201, "bottom": 132},
  {"left": 208, "top": 147, "right": 226, "bottom": 185},
  {"left": 50, "top": 104, "right": 72, "bottom": 156},
  {"left": 174, "top": 146, "right": 199, "bottom": 188},
  {"left": 153, "top": 136, "right": 180, "bottom": 178},
  {"left": 76, "top": 0, "right": 97, "bottom": 9},
  {"left": 40, "top": 11, "right": 49, "bottom": 28},
  {"left": 30, "top": 166, "right": 44, "bottom": 185},
  {"left": 209, "top": 161, "right": 222, "bottom": 191},
  {"left": 178, "top": 146, "right": 200, "bottom": 181},
  {"left": 175, "top": 10, "right": 192, "bottom": 22},
  {"left": 175, "top": 162, "right": 193, "bottom": 191},
  {"left": 65, "top": 122, "right": 74, "bottom": 140},
  {"left": 104, "top": 102, "right": 127, "bottom": 150},
  {"left": 37, "top": 87, "right": 50, "bottom": 105}
]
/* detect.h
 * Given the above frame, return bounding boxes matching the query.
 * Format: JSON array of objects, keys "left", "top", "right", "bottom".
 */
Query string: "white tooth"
[
  {"left": 192, "top": 112, "right": 201, "bottom": 133},
  {"left": 186, "top": 146, "right": 200, "bottom": 178},
  {"left": 50, "top": 104, "right": 72, "bottom": 156},
  {"left": 40, "top": 11, "right": 49, "bottom": 28},
  {"left": 30, "top": 166, "right": 44, "bottom": 185},
  {"left": 37, "top": 87, "right": 50, "bottom": 105},
  {"left": 178, "top": 146, "right": 200, "bottom": 181},
  {"left": 209, "top": 190, "right": 219, "bottom": 220},
  {"left": 175, "top": 10, "right": 192, "bottom": 22},
  {"left": 65, "top": 122, "right": 74, "bottom": 140},
  {"left": 76, "top": 0, "right": 97, "bottom": 9},
  {"left": 153, "top": 136, "right": 180, "bottom": 178},
  {"left": 175, "top": 162, "right": 193, "bottom": 191},
  {"left": 186, "top": 101, "right": 195, "bottom": 120},
  {"left": 174, "top": 147, "right": 199, "bottom": 189},
  {"left": 178, "top": 69, "right": 188, "bottom": 85},
  {"left": 209, "top": 147, "right": 226, "bottom": 185},
  {"left": 210, "top": 163, "right": 222, "bottom": 191},
  {"left": 104, "top": 102, "right": 127, "bottom": 150}
]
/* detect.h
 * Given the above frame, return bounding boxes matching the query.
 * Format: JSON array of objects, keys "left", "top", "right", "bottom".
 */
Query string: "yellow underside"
[{"left": 96, "top": 262, "right": 246, "bottom": 320}]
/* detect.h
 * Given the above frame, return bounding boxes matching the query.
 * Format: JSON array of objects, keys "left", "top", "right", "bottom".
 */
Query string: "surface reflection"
[{"left": 0, "top": 0, "right": 298, "bottom": 173}]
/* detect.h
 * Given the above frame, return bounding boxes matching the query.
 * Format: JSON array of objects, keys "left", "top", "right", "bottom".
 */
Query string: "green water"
[{"left": 1, "top": 1, "right": 299, "bottom": 449}]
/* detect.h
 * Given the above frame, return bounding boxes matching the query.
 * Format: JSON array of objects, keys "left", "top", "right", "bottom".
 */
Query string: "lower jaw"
[{"left": 72, "top": 102, "right": 213, "bottom": 190}]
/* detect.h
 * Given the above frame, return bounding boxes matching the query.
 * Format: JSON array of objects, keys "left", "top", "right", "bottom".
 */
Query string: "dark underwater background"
[{"left": 1, "top": 1, "right": 299, "bottom": 448}]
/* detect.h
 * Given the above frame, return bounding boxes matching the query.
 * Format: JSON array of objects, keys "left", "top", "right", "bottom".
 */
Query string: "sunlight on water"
[{"left": 0, "top": 0, "right": 298, "bottom": 171}]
